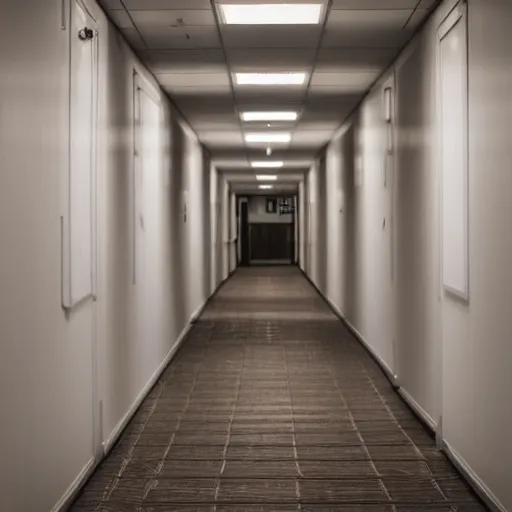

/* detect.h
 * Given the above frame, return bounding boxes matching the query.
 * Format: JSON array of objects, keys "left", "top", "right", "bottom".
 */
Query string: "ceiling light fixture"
[
  {"left": 245, "top": 133, "right": 291, "bottom": 143},
  {"left": 219, "top": 4, "right": 323, "bottom": 25},
  {"left": 235, "top": 73, "right": 306, "bottom": 86},
  {"left": 256, "top": 175, "right": 278, "bottom": 181},
  {"left": 251, "top": 161, "right": 284, "bottom": 168},
  {"left": 240, "top": 111, "right": 298, "bottom": 122},
  {"left": 259, "top": 184, "right": 274, "bottom": 190}
]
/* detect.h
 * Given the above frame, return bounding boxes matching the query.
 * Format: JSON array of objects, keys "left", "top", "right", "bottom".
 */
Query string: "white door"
[
  {"left": 382, "top": 75, "right": 398, "bottom": 378},
  {"left": 67, "top": 0, "right": 100, "bottom": 455},
  {"left": 133, "top": 80, "right": 161, "bottom": 376}
]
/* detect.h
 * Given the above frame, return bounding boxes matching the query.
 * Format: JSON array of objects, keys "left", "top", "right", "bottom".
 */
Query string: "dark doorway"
[
  {"left": 250, "top": 223, "right": 293, "bottom": 263},
  {"left": 240, "top": 201, "right": 250, "bottom": 266}
]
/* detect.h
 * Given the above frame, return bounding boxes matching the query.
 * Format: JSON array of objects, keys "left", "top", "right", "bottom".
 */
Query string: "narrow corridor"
[{"left": 71, "top": 267, "right": 485, "bottom": 511}]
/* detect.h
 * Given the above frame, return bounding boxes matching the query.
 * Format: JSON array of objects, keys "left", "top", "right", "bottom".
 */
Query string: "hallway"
[{"left": 71, "top": 267, "right": 484, "bottom": 511}]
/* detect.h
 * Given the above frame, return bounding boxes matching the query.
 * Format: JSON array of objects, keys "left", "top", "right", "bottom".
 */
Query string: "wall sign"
[
  {"left": 266, "top": 198, "right": 277, "bottom": 214},
  {"left": 279, "top": 197, "right": 295, "bottom": 215}
]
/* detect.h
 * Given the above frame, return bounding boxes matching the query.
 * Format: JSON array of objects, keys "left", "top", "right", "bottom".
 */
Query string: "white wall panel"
[
  {"left": 303, "top": 1, "right": 512, "bottom": 510},
  {"left": 0, "top": 0, "right": 214, "bottom": 510}
]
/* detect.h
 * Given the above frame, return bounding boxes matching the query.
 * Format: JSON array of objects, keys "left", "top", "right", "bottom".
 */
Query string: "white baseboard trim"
[
  {"left": 301, "top": 270, "right": 399, "bottom": 389},
  {"left": 398, "top": 387, "right": 437, "bottom": 432},
  {"left": 102, "top": 301, "right": 206, "bottom": 455},
  {"left": 301, "top": 270, "right": 500, "bottom": 512},
  {"left": 189, "top": 299, "right": 207, "bottom": 323},
  {"left": 51, "top": 456, "right": 95, "bottom": 512},
  {"left": 336, "top": 305, "right": 398, "bottom": 388},
  {"left": 443, "top": 441, "right": 507, "bottom": 512}
]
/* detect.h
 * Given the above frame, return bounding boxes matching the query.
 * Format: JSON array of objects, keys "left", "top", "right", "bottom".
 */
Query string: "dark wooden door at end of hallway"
[{"left": 249, "top": 223, "right": 293, "bottom": 262}]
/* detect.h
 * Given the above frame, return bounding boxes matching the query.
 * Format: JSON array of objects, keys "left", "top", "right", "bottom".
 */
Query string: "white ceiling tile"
[
  {"left": 142, "top": 49, "right": 226, "bottom": 73},
  {"left": 301, "top": 103, "right": 359, "bottom": 122},
  {"left": 138, "top": 26, "right": 221, "bottom": 49},
  {"left": 405, "top": 9, "right": 430, "bottom": 30},
  {"left": 295, "top": 120, "right": 340, "bottom": 131},
  {"left": 309, "top": 84, "right": 370, "bottom": 94},
  {"left": 328, "top": 9, "right": 413, "bottom": 29},
  {"left": 165, "top": 86, "right": 232, "bottom": 98},
  {"left": 323, "top": 27, "right": 410, "bottom": 48},
  {"left": 316, "top": 48, "right": 397, "bottom": 72},
  {"left": 130, "top": 9, "right": 215, "bottom": 27},
  {"left": 176, "top": 101, "right": 236, "bottom": 117},
  {"left": 221, "top": 26, "right": 322, "bottom": 48},
  {"left": 123, "top": 0, "right": 211, "bottom": 9},
  {"left": 418, "top": 0, "right": 439, "bottom": 7},
  {"left": 157, "top": 72, "right": 230, "bottom": 87},
  {"left": 191, "top": 120, "right": 241, "bottom": 130},
  {"left": 290, "top": 130, "right": 334, "bottom": 146},
  {"left": 239, "top": 121, "right": 299, "bottom": 131},
  {"left": 311, "top": 71, "right": 378, "bottom": 86},
  {"left": 120, "top": 28, "right": 147, "bottom": 50},
  {"left": 227, "top": 48, "right": 316, "bottom": 71},
  {"left": 198, "top": 131, "right": 244, "bottom": 148},
  {"left": 332, "top": 0, "right": 418, "bottom": 7},
  {"left": 97, "top": 0, "right": 123, "bottom": 9},
  {"left": 311, "top": 71, "right": 378, "bottom": 92},
  {"left": 235, "top": 87, "right": 307, "bottom": 105},
  {"left": 107, "top": 10, "right": 134, "bottom": 29}
]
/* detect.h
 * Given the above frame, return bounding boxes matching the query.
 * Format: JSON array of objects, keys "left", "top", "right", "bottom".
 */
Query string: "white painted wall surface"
[
  {"left": 0, "top": 1, "right": 215, "bottom": 510},
  {"left": 441, "top": 1, "right": 512, "bottom": 508},
  {"left": 248, "top": 196, "right": 293, "bottom": 224},
  {"left": 221, "top": 177, "right": 230, "bottom": 281},
  {"left": 298, "top": 181, "right": 306, "bottom": 271},
  {"left": 229, "top": 192, "right": 238, "bottom": 273},
  {"left": 302, "top": 0, "right": 512, "bottom": 509}
]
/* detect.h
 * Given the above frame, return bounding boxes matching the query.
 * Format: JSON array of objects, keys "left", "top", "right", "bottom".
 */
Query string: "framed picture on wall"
[{"left": 266, "top": 198, "right": 277, "bottom": 214}]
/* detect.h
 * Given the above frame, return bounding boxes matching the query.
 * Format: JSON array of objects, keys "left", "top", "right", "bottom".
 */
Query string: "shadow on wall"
[
  {"left": 99, "top": 27, "right": 139, "bottom": 436},
  {"left": 341, "top": 123, "right": 358, "bottom": 325},
  {"left": 169, "top": 116, "right": 187, "bottom": 335}
]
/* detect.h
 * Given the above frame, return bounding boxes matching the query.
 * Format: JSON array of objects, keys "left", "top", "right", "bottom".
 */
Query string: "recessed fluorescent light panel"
[
  {"left": 220, "top": 4, "right": 323, "bottom": 25},
  {"left": 241, "top": 111, "right": 298, "bottom": 122},
  {"left": 256, "top": 175, "right": 278, "bottom": 181},
  {"left": 251, "top": 161, "right": 284, "bottom": 168},
  {"left": 259, "top": 184, "right": 274, "bottom": 190},
  {"left": 245, "top": 133, "right": 291, "bottom": 143},
  {"left": 236, "top": 73, "right": 306, "bottom": 86}
]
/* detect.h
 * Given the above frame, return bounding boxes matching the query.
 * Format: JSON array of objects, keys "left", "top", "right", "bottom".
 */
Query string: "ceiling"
[{"left": 98, "top": 0, "right": 438, "bottom": 193}]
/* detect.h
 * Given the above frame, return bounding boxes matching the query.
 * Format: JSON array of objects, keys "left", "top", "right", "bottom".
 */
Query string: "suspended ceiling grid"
[{"left": 99, "top": 0, "right": 438, "bottom": 192}]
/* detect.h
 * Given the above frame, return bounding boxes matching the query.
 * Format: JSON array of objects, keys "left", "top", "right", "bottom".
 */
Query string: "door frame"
[{"left": 65, "top": 0, "right": 101, "bottom": 459}]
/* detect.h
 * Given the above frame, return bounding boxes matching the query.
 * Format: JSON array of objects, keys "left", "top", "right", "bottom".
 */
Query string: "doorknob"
[{"left": 78, "top": 27, "right": 94, "bottom": 41}]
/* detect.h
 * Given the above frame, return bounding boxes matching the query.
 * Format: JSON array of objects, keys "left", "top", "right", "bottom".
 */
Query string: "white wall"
[
  {"left": 298, "top": 181, "right": 306, "bottom": 270},
  {"left": 220, "top": 175, "right": 231, "bottom": 281},
  {"left": 303, "top": 0, "right": 512, "bottom": 509},
  {"left": 0, "top": 1, "right": 217, "bottom": 510},
  {"left": 248, "top": 196, "right": 293, "bottom": 224}
]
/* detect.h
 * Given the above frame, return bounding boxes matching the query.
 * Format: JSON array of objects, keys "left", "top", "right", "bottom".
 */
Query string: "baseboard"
[
  {"left": 189, "top": 299, "right": 208, "bottom": 324},
  {"left": 299, "top": 268, "right": 399, "bottom": 389},
  {"left": 299, "top": 268, "right": 499, "bottom": 512},
  {"left": 398, "top": 387, "right": 437, "bottom": 433},
  {"left": 342, "top": 314, "right": 398, "bottom": 388},
  {"left": 102, "top": 302, "right": 204, "bottom": 455},
  {"left": 443, "top": 441, "right": 507, "bottom": 512},
  {"left": 51, "top": 457, "right": 95, "bottom": 512}
]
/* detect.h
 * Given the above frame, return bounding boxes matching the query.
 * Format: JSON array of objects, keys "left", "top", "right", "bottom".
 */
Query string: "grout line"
[
  {"left": 119, "top": 0, "right": 148, "bottom": 48},
  {"left": 365, "top": 373, "right": 451, "bottom": 503},
  {"left": 142, "top": 342, "right": 208, "bottom": 500},
  {"left": 213, "top": 341, "right": 245, "bottom": 509},
  {"left": 326, "top": 357, "right": 397, "bottom": 512},
  {"left": 209, "top": 0, "right": 251, "bottom": 167},
  {"left": 100, "top": 377, "right": 167, "bottom": 502},
  {"left": 281, "top": 340, "right": 304, "bottom": 479}
]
